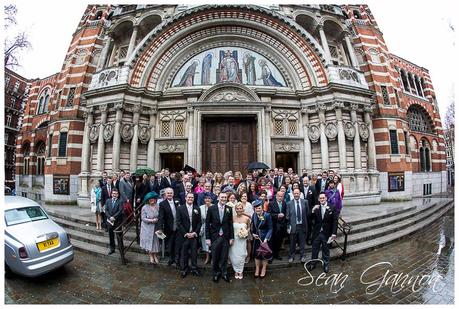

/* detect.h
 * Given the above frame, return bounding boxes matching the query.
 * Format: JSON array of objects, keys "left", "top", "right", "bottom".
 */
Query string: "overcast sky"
[{"left": 6, "top": 0, "right": 456, "bottom": 119}]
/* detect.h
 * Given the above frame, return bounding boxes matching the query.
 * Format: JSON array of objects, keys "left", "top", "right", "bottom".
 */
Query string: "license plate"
[{"left": 37, "top": 238, "right": 59, "bottom": 252}]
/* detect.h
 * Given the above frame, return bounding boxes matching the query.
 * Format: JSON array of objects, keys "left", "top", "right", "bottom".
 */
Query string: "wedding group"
[{"left": 90, "top": 167, "right": 342, "bottom": 282}]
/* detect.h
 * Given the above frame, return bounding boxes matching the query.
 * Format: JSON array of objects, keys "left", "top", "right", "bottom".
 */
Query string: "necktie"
[
  {"left": 278, "top": 202, "right": 282, "bottom": 213},
  {"left": 296, "top": 200, "right": 301, "bottom": 224},
  {"left": 218, "top": 205, "right": 224, "bottom": 235}
]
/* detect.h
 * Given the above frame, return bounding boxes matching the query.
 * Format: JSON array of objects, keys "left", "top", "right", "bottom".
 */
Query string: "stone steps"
[{"left": 46, "top": 199, "right": 454, "bottom": 270}]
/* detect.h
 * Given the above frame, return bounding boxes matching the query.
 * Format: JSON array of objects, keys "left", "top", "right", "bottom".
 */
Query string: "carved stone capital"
[{"left": 99, "top": 104, "right": 108, "bottom": 112}]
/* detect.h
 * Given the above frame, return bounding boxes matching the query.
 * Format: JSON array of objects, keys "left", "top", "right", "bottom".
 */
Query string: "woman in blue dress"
[{"left": 251, "top": 200, "right": 273, "bottom": 278}]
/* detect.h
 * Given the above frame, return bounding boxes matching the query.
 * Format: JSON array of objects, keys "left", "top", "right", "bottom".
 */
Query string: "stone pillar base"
[{"left": 77, "top": 196, "right": 91, "bottom": 208}]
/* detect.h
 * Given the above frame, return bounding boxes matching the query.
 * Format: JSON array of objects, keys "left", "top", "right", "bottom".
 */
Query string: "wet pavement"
[{"left": 5, "top": 208, "right": 454, "bottom": 304}]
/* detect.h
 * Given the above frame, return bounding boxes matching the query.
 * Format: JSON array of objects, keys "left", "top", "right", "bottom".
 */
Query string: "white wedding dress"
[{"left": 229, "top": 222, "right": 248, "bottom": 273}]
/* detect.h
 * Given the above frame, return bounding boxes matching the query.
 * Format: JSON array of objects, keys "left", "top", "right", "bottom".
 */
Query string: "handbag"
[
  {"left": 123, "top": 201, "right": 133, "bottom": 218},
  {"left": 256, "top": 241, "right": 272, "bottom": 258}
]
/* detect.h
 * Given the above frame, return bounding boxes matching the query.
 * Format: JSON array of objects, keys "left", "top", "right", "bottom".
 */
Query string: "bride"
[{"left": 229, "top": 202, "right": 251, "bottom": 279}]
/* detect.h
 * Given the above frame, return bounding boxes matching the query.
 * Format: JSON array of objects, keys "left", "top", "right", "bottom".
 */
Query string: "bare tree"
[
  {"left": 444, "top": 90, "right": 455, "bottom": 130},
  {"left": 4, "top": 5, "right": 31, "bottom": 69}
]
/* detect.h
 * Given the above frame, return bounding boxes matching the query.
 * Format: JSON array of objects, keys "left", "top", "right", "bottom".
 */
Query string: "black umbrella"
[
  {"left": 247, "top": 161, "right": 270, "bottom": 171},
  {"left": 183, "top": 164, "right": 197, "bottom": 173}
]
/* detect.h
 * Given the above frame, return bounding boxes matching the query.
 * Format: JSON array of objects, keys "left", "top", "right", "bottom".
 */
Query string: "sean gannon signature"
[{"left": 297, "top": 260, "right": 444, "bottom": 294}]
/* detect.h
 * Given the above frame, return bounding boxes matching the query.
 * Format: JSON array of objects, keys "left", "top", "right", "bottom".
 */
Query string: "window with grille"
[
  {"left": 381, "top": 86, "right": 390, "bottom": 105},
  {"left": 274, "top": 120, "right": 284, "bottom": 135},
  {"left": 58, "top": 132, "right": 68, "bottom": 157},
  {"left": 161, "top": 121, "right": 171, "bottom": 137},
  {"left": 288, "top": 120, "right": 297, "bottom": 136},
  {"left": 389, "top": 130, "right": 399, "bottom": 154},
  {"left": 175, "top": 120, "right": 184, "bottom": 136},
  {"left": 329, "top": 45, "right": 341, "bottom": 65},
  {"left": 395, "top": 91, "right": 400, "bottom": 107},
  {"left": 14, "top": 81, "right": 20, "bottom": 92},
  {"left": 66, "top": 88, "right": 75, "bottom": 107},
  {"left": 23, "top": 158, "right": 29, "bottom": 175},
  {"left": 6, "top": 114, "right": 12, "bottom": 127},
  {"left": 406, "top": 105, "right": 433, "bottom": 133},
  {"left": 5, "top": 76, "right": 10, "bottom": 86}
]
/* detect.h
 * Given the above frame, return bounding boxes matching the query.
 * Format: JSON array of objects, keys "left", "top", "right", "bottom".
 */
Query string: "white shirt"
[
  {"left": 168, "top": 199, "right": 177, "bottom": 230},
  {"left": 186, "top": 203, "right": 193, "bottom": 232}
]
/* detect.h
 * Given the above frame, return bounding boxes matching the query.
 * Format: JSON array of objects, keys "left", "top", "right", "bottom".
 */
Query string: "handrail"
[
  {"left": 113, "top": 203, "right": 144, "bottom": 265},
  {"left": 333, "top": 217, "right": 352, "bottom": 261}
]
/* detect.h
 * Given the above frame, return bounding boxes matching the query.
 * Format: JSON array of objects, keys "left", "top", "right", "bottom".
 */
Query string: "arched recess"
[
  {"left": 35, "top": 141, "right": 46, "bottom": 175},
  {"left": 107, "top": 19, "right": 135, "bottom": 67},
  {"left": 406, "top": 104, "right": 435, "bottom": 134},
  {"left": 127, "top": 5, "right": 329, "bottom": 91},
  {"left": 135, "top": 13, "right": 163, "bottom": 44},
  {"left": 22, "top": 141, "right": 31, "bottom": 175},
  {"left": 36, "top": 86, "right": 52, "bottom": 115}
]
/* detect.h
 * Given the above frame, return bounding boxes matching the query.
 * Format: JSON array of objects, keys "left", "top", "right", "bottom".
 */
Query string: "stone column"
[
  {"left": 147, "top": 111, "right": 157, "bottom": 168},
  {"left": 264, "top": 107, "right": 273, "bottom": 166},
  {"left": 364, "top": 109, "right": 377, "bottom": 171},
  {"left": 318, "top": 107, "right": 329, "bottom": 170},
  {"left": 79, "top": 108, "right": 94, "bottom": 197},
  {"left": 97, "top": 35, "right": 113, "bottom": 70},
  {"left": 130, "top": 107, "right": 140, "bottom": 171},
  {"left": 318, "top": 25, "right": 332, "bottom": 65},
  {"left": 417, "top": 77, "right": 425, "bottom": 97},
  {"left": 339, "top": 43, "right": 349, "bottom": 66},
  {"left": 187, "top": 106, "right": 195, "bottom": 167},
  {"left": 112, "top": 103, "right": 123, "bottom": 172},
  {"left": 344, "top": 33, "right": 359, "bottom": 68},
  {"left": 81, "top": 108, "right": 94, "bottom": 174},
  {"left": 126, "top": 26, "right": 138, "bottom": 59},
  {"left": 335, "top": 105, "right": 347, "bottom": 171},
  {"left": 108, "top": 42, "right": 118, "bottom": 67},
  {"left": 414, "top": 76, "right": 422, "bottom": 97},
  {"left": 302, "top": 109, "right": 312, "bottom": 172},
  {"left": 96, "top": 105, "right": 107, "bottom": 174},
  {"left": 364, "top": 108, "right": 378, "bottom": 192},
  {"left": 350, "top": 105, "right": 362, "bottom": 170}
]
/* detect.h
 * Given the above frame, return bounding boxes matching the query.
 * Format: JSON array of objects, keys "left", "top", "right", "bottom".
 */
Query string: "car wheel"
[{"left": 5, "top": 263, "right": 14, "bottom": 279}]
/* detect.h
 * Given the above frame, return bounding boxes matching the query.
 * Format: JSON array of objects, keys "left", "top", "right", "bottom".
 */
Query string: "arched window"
[
  {"left": 419, "top": 139, "right": 432, "bottom": 172},
  {"left": 406, "top": 105, "right": 434, "bottom": 134},
  {"left": 36, "top": 142, "right": 46, "bottom": 175},
  {"left": 22, "top": 143, "right": 30, "bottom": 175},
  {"left": 37, "top": 88, "right": 51, "bottom": 114},
  {"left": 353, "top": 10, "right": 362, "bottom": 19}
]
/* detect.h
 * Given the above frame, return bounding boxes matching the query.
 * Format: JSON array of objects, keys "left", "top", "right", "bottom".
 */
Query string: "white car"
[{"left": 4, "top": 196, "right": 74, "bottom": 277}]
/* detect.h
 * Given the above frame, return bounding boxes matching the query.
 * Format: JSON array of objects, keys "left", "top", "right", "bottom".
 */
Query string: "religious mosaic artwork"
[{"left": 173, "top": 47, "right": 286, "bottom": 87}]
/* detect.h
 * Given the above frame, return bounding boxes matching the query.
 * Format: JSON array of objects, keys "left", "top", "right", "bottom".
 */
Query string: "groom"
[{"left": 206, "top": 192, "right": 234, "bottom": 283}]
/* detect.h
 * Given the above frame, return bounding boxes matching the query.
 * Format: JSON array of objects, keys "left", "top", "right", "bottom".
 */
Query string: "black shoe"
[
  {"left": 222, "top": 274, "right": 230, "bottom": 282},
  {"left": 275, "top": 256, "right": 283, "bottom": 260},
  {"left": 307, "top": 262, "right": 316, "bottom": 271},
  {"left": 191, "top": 270, "right": 202, "bottom": 277},
  {"left": 107, "top": 249, "right": 115, "bottom": 255},
  {"left": 167, "top": 260, "right": 174, "bottom": 266},
  {"left": 268, "top": 259, "right": 273, "bottom": 264},
  {"left": 323, "top": 264, "right": 329, "bottom": 273},
  {"left": 213, "top": 275, "right": 219, "bottom": 283},
  {"left": 306, "top": 241, "right": 312, "bottom": 246},
  {"left": 181, "top": 271, "right": 188, "bottom": 278}
]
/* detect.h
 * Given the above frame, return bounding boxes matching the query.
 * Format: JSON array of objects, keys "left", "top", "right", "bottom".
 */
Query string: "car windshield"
[{"left": 5, "top": 206, "right": 48, "bottom": 226}]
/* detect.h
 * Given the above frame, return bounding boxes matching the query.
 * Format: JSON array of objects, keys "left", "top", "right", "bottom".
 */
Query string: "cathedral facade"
[{"left": 15, "top": 4, "right": 447, "bottom": 206}]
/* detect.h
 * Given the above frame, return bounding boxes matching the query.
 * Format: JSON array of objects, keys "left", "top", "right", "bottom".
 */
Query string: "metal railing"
[
  {"left": 113, "top": 204, "right": 143, "bottom": 265},
  {"left": 333, "top": 217, "right": 352, "bottom": 260}
]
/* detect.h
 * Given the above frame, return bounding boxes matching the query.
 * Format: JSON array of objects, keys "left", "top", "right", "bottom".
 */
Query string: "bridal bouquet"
[{"left": 237, "top": 226, "right": 249, "bottom": 239}]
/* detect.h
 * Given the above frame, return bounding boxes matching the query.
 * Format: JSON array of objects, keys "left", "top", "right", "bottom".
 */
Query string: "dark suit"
[
  {"left": 159, "top": 199, "right": 181, "bottom": 265},
  {"left": 100, "top": 184, "right": 114, "bottom": 230},
  {"left": 175, "top": 182, "right": 186, "bottom": 200},
  {"left": 286, "top": 198, "right": 310, "bottom": 260},
  {"left": 177, "top": 204, "right": 202, "bottom": 272},
  {"left": 310, "top": 203, "right": 339, "bottom": 267},
  {"left": 105, "top": 198, "right": 123, "bottom": 251},
  {"left": 267, "top": 199, "right": 287, "bottom": 258},
  {"left": 315, "top": 178, "right": 330, "bottom": 194},
  {"left": 205, "top": 203, "right": 234, "bottom": 276},
  {"left": 300, "top": 185, "right": 318, "bottom": 243},
  {"left": 274, "top": 176, "right": 285, "bottom": 190},
  {"left": 160, "top": 177, "right": 174, "bottom": 190}
]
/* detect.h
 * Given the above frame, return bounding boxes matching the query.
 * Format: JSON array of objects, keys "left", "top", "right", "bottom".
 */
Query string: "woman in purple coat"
[{"left": 325, "top": 182, "right": 342, "bottom": 217}]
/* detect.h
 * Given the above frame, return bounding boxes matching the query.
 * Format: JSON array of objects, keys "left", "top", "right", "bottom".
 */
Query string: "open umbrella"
[
  {"left": 134, "top": 167, "right": 155, "bottom": 176},
  {"left": 247, "top": 161, "right": 270, "bottom": 171}
]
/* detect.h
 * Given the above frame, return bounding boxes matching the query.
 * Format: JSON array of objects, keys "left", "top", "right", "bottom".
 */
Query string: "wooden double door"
[{"left": 202, "top": 117, "right": 257, "bottom": 173}]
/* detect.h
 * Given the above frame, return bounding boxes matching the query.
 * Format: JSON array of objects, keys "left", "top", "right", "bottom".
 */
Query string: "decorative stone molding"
[
  {"left": 338, "top": 67, "right": 360, "bottom": 83},
  {"left": 159, "top": 110, "right": 186, "bottom": 121},
  {"left": 103, "top": 122, "right": 114, "bottom": 142},
  {"left": 344, "top": 121, "right": 356, "bottom": 140},
  {"left": 99, "top": 104, "right": 108, "bottom": 112},
  {"left": 350, "top": 103, "right": 359, "bottom": 111},
  {"left": 121, "top": 123, "right": 134, "bottom": 142},
  {"left": 308, "top": 124, "right": 320, "bottom": 143},
  {"left": 198, "top": 83, "right": 261, "bottom": 102},
  {"left": 138, "top": 124, "right": 151, "bottom": 144},
  {"left": 114, "top": 102, "right": 124, "bottom": 110},
  {"left": 274, "top": 143, "right": 300, "bottom": 152},
  {"left": 359, "top": 123, "right": 369, "bottom": 141},
  {"left": 89, "top": 124, "right": 99, "bottom": 143},
  {"left": 158, "top": 143, "right": 184, "bottom": 153},
  {"left": 325, "top": 122, "right": 338, "bottom": 141}
]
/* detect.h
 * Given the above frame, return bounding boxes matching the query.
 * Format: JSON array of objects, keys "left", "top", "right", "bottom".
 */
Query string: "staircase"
[{"left": 44, "top": 198, "right": 454, "bottom": 270}]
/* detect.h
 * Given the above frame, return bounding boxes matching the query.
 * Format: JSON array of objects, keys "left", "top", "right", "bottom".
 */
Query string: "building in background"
[
  {"left": 444, "top": 125, "right": 454, "bottom": 187},
  {"left": 5, "top": 68, "right": 30, "bottom": 191},
  {"left": 15, "top": 4, "right": 447, "bottom": 206}
]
